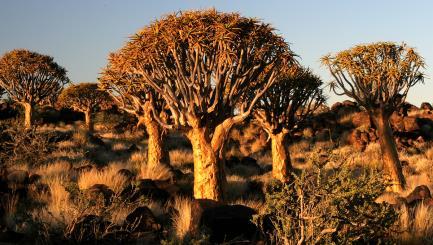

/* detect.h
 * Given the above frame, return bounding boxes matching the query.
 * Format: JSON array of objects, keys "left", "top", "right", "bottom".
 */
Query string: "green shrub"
[{"left": 254, "top": 166, "right": 397, "bottom": 244}]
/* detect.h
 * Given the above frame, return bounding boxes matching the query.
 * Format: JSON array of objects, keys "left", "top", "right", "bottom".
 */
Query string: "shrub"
[{"left": 254, "top": 166, "right": 397, "bottom": 244}]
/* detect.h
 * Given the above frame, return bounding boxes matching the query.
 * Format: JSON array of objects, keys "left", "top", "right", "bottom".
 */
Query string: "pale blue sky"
[{"left": 1, "top": 0, "right": 432, "bottom": 105}]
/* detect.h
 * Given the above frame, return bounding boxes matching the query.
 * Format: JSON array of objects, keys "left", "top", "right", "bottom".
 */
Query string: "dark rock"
[
  {"left": 101, "top": 230, "right": 131, "bottom": 242},
  {"left": 200, "top": 204, "right": 259, "bottom": 243},
  {"left": 240, "top": 157, "right": 262, "bottom": 173},
  {"left": 68, "top": 215, "right": 111, "bottom": 242},
  {"left": 351, "top": 111, "right": 371, "bottom": 128},
  {"left": 87, "top": 133, "right": 105, "bottom": 146},
  {"left": 126, "top": 179, "right": 170, "bottom": 203},
  {"left": 48, "top": 131, "right": 73, "bottom": 143},
  {"left": 420, "top": 102, "right": 433, "bottom": 111},
  {"left": 225, "top": 156, "right": 240, "bottom": 169},
  {"left": 127, "top": 144, "right": 139, "bottom": 153},
  {"left": 0, "top": 230, "right": 28, "bottom": 243},
  {"left": 125, "top": 206, "right": 161, "bottom": 232},
  {"left": 405, "top": 185, "right": 432, "bottom": 206},
  {"left": 28, "top": 174, "right": 42, "bottom": 185},
  {"left": 117, "top": 169, "right": 135, "bottom": 181},
  {"left": 86, "top": 184, "right": 115, "bottom": 206},
  {"left": 6, "top": 170, "right": 29, "bottom": 186}
]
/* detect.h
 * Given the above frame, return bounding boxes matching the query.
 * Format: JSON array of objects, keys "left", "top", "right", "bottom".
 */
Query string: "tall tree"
[
  {"left": 100, "top": 53, "right": 171, "bottom": 170},
  {"left": 0, "top": 49, "right": 69, "bottom": 128},
  {"left": 254, "top": 66, "right": 325, "bottom": 182},
  {"left": 114, "top": 9, "right": 294, "bottom": 201},
  {"left": 57, "top": 83, "right": 112, "bottom": 132},
  {"left": 322, "top": 42, "right": 425, "bottom": 192}
]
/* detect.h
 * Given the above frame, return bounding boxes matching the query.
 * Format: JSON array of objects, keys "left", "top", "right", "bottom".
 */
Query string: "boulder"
[
  {"left": 405, "top": 185, "right": 432, "bottom": 207},
  {"left": 117, "top": 169, "right": 136, "bottom": 181},
  {"left": 123, "top": 179, "right": 170, "bottom": 203},
  {"left": 240, "top": 157, "right": 262, "bottom": 173},
  {"left": 351, "top": 111, "right": 371, "bottom": 128},
  {"left": 403, "top": 117, "right": 420, "bottom": 132},
  {"left": 86, "top": 184, "right": 115, "bottom": 206},
  {"left": 200, "top": 204, "right": 259, "bottom": 243},
  {"left": 125, "top": 206, "right": 161, "bottom": 232},
  {"left": 420, "top": 102, "right": 433, "bottom": 111}
]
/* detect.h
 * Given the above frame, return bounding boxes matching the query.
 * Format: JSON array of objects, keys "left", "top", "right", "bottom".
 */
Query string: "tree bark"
[
  {"left": 187, "top": 127, "right": 225, "bottom": 201},
  {"left": 23, "top": 102, "right": 33, "bottom": 129},
  {"left": 271, "top": 131, "right": 292, "bottom": 182},
  {"left": 143, "top": 114, "right": 171, "bottom": 169},
  {"left": 371, "top": 110, "right": 406, "bottom": 192},
  {"left": 84, "top": 110, "right": 94, "bottom": 132}
]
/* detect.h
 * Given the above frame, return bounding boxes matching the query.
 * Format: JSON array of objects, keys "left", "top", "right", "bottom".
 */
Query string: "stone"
[
  {"left": 420, "top": 102, "right": 433, "bottom": 111},
  {"left": 200, "top": 204, "right": 259, "bottom": 243},
  {"left": 125, "top": 206, "right": 161, "bottom": 232},
  {"left": 405, "top": 185, "right": 431, "bottom": 206},
  {"left": 126, "top": 179, "right": 170, "bottom": 203},
  {"left": 351, "top": 111, "right": 371, "bottom": 128},
  {"left": 86, "top": 184, "right": 115, "bottom": 206}
]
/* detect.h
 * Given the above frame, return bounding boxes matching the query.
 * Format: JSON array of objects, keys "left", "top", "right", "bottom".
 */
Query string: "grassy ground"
[{"left": 2, "top": 120, "right": 433, "bottom": 243}]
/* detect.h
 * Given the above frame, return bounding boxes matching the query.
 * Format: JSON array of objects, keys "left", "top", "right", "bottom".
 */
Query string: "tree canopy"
[
  {"left": 57, "top": 83, "right": 112, "bottom": 113},
  {"left": 254, "top": 66, "right": 325, "bottom": 136},
  {"left": 114, "top": 9, "right": 294, "bottom": 133},
  {"left": 0, "top": 49, "right": 69, "bottom": 106},
  {"left": 321, "top": 42, "right": 424, "bottom": 114}
]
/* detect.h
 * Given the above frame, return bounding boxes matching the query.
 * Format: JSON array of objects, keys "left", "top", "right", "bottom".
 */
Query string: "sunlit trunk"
[
  {"left": 188, "top": 127, "right": 225, "bottom": 201},
  {"left": 271, "top": 131, "right": 292, "bottom": 182},
  {"left": 23, "top": 102, "right": 33, "bottom": 129},
  {"left": 144, "top": 115, "right": 170, "bottom": 169},
  {"left": 372, "top": 109, "right": 406, "bottom": 192},
  {"left": 84, "top": 110, "right": 94, "bottom": 132}
]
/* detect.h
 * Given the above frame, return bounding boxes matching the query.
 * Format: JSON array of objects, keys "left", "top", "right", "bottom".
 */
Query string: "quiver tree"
[
  {"left": 115, "top": 10, "right": 294, "bottom": 201},
  {"left": 254, "top": 66, "right": 325, "bottom": 182},
  {"left": 57, "top": 83, "right": 112, "bottom": 131},
  {"left": 322, "top": 42, "right": 425, "bottom": 192},
  {"left": 0, "top": 49, "right": 69, "bottom": 128},
  {"left": 100, "top": 54, "right": 171, "bottom": 170}
]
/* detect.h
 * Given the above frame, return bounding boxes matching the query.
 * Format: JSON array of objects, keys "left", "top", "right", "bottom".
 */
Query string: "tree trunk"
[
  {"left": 144, "top": 116, "right": 171, "bottom": 169},
  {"left": 84, "top": 110, "right": 94, "bottom": 132},
  {"left": 271, "top": 131, "right": 292, "bottom": 182},
  {"left": 187, "top": 127, "right": 225, "bottom": 201},
  {"left": 372, "top": 110, "right": 406, "bottom": 192},
  {"left": 23, "top": 102, "right": 33, "bottom": 129}
]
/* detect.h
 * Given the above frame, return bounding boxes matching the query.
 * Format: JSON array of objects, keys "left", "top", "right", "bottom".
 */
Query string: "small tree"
[
  {"left": 115, "top": 10, "right": 294, "bottom": 201},
  {"left": 322, "top": 42, "right": 425, "bottom": 192},
  {"left": 0, "top": 49, "right": 69, "bottom": 128},
  {"left": 254, "top": 66, "right": 325, "bottom": 182},
  {"left": 57, "top": 83, "right": 112, "bottom": 131},
  {"left": 100, "top": 53, "right": 171, "bottom": 169}
]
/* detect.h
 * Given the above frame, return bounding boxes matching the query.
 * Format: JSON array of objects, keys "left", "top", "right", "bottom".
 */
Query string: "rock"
[
  {"left": 153, "top": 179, "right": 180, "bottom": 197},
  {"left": 405, "top": 185, "right": 432, "bottom": 206},
  {"left": 87, "top": 133, "right": 105, "bottom": 146},
  {"left": 0, "top": 230, "right": 28, "bottom": 243},
  {"left": 420, "top": 102, "right": 433, "bottom": 111},
  {"left": 28, "top": 174, "right": 42, "bottom": 185},
  {"left": 403, "top": 117, "right": 420, "bottom": 132},
  {"left": 225, "top": 156, "right": 241, "bottom": 169},
  {"left": 101, "top": 230, "right": 131, "bottom": 242},
  {"left": 7, "top": 170, "right": 29, "bottom": 186},
  {"left": 125, "top": 206, "right": 161, "bottom": 232},
  {"left": 240, "top": 157, "right": 262, "bottom": 173},
  {"left": 127, "top": 144, "right": 139, "bottom": 153},
  {"left": 117, "top": 169, "right": 135, "bottom": 181},
  {"left": 200, "top": 204, "right": 259, "bottom": 243},
  {"left": 68, "top": 215, "right": 111, "bottom": 242},
  {"left": 48, "top": 131, "right": 73, "bottom": 143},
  {"left": 125, "top": 179, "right": 170, "bottom": 203},
  {"left": 351, "top": 111, "right": 371, "bottom": 128},
  {"left": 86, "top": 184, "right": 115, "bottom": 206},
  {"left": 390, "top": 112, "right": 405, "bottom": 131}
]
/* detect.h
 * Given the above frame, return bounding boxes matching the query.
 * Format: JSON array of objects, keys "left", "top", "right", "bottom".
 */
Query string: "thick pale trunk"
[
  {"left": 271, "top": 132, "right": 292, "bottom": 182},
  {"left": 188, "top": 127, "right": 225, "bottom": 201},
  {"left": 144, "top": 117, "right": 170, "bottom": 169},
  {"left": 372, "top": 110, "right": 406, "bottom": 192},
  {"left": 84, "top": 110, "right": 94, "bottom": 132},
  {"left": 23, "top": 103, "right": 33, "bottom": 129}
]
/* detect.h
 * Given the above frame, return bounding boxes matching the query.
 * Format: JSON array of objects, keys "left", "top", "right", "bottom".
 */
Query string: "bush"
[{"left": 254, "top": 166, "right": 397, "bottom": 244}]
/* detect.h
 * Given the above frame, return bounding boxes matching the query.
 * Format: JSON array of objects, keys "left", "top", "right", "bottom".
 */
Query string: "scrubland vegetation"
[{"left": 0, "top": 8, "right": 433, "bottom": 245}]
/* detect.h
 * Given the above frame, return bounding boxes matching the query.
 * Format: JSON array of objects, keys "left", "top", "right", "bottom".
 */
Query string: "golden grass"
[
  {"left": 169, "top": 149, "right": 194, "bottom": 167},
  {"left": 171, "top": 196, "right": 194, "bottom": 240},
  {"left": 34, "top": 160, "right": 71, "bottom": 180},
  {"left": 139, "top": 163, "right": 173, "bottom": 181},
  {"left": 397, "top": 204, "right": 433, "bottom": 243},
  {"left": 77, "top": 163, "right": 128, "bottom": 193}
]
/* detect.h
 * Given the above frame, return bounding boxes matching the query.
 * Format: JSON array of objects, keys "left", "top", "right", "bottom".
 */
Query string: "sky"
[{"left": 1, "top": 0, "right": 432, "bottom": 105}]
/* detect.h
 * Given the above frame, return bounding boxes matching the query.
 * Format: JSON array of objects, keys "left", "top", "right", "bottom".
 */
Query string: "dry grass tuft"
[
  {"left": 139, "top": 163, "right": 173, "bottom": 181},
  {"left": 78, "top": 163, "right": 128, "bottom": 193},
  {"left": 171, "top": 196, "right": 194, "bottom": 240},
  {"left": 169, "top": 149, "right": 194, "bottom": 167}
]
